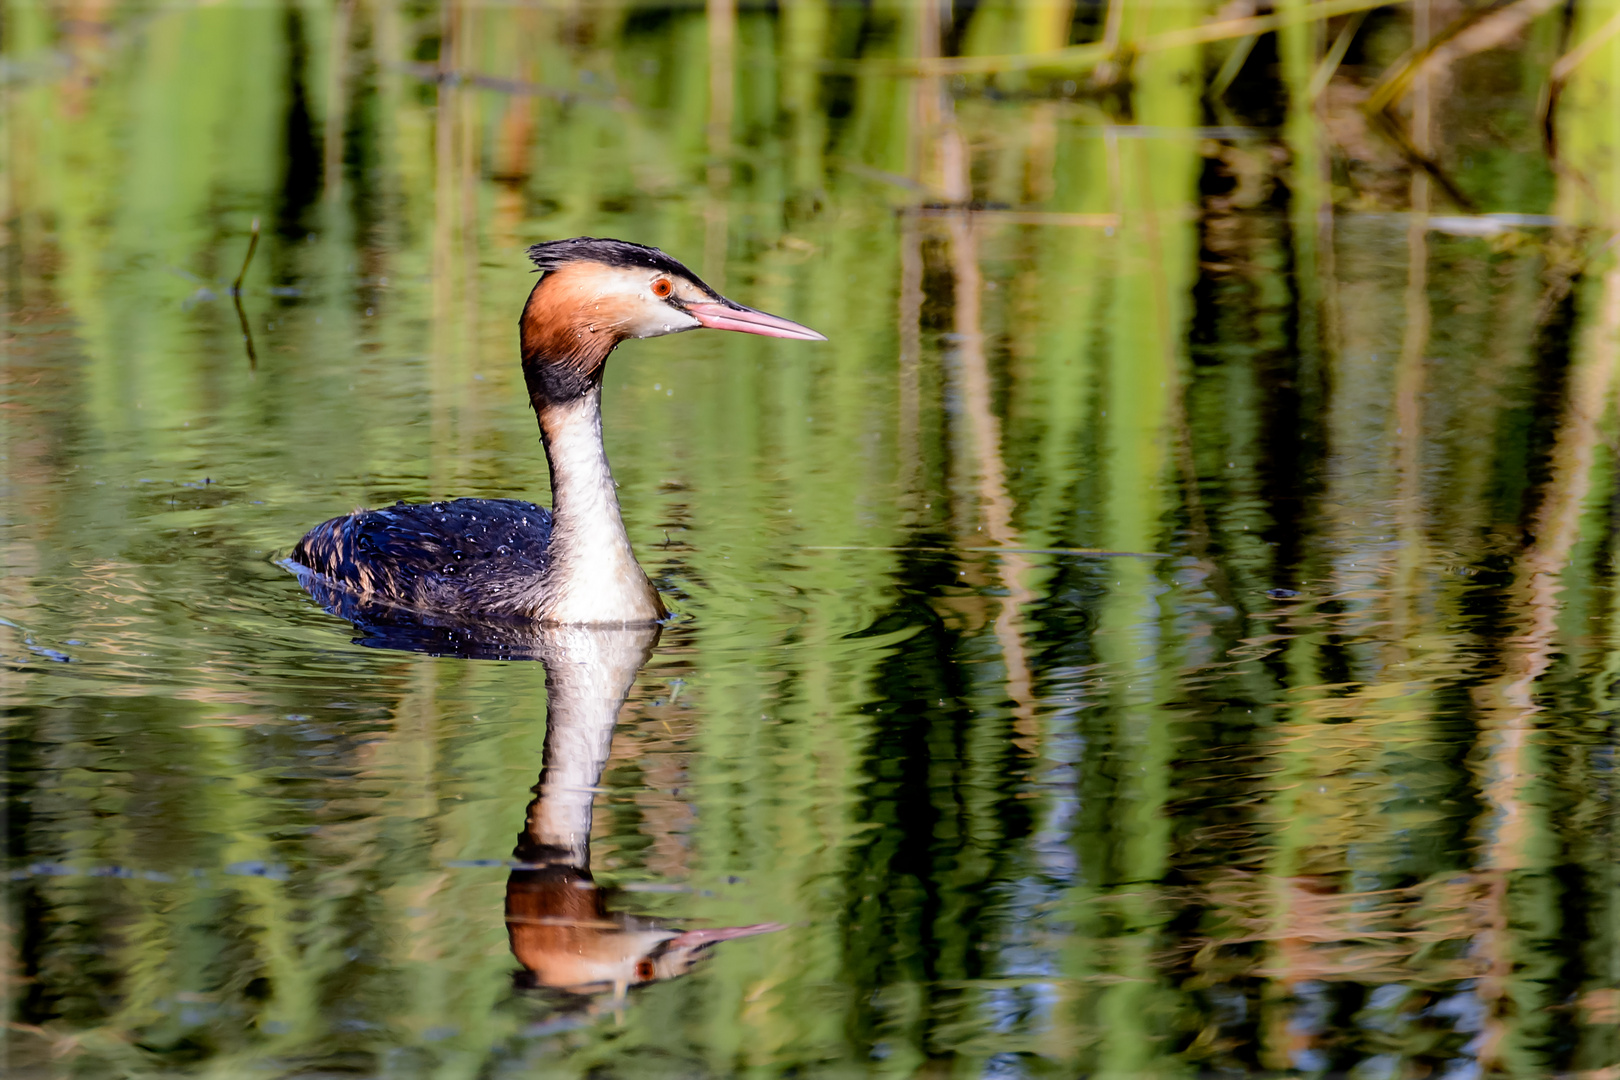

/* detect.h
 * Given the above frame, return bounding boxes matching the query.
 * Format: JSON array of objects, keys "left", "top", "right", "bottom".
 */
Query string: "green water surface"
[{"left": 3, "top": 1, "right": 1619, "bottom": 1076}]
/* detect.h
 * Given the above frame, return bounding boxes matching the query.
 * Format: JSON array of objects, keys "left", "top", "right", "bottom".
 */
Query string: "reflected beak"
[
  {"left": 663, "top": 922, "right": 786, "bottom": 949},
  {"left": 684, "top": 301, "right": 826, "bottom": 341}
]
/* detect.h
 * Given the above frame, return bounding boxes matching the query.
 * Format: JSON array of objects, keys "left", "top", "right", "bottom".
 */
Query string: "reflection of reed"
[
  {"left": 492, "top": 2, "right": 541, "bottom": 242},
  {"left": 374, "top": 0, "right": 403, "bottom": 147},
  {"left": 613, "top": 722, "right": 697, "bottom": 883},
  {"left": 1280, "top": 0, "right": 1332, "bottom": 389},
  {"left": 897, "top": 214, "right": 923, "bottom": 509},
  {"left": 1189, "top": 871, "right": 1500, "bottom": 984},
  {"left": 1471, "top": 264, "right": 1620, "bottom": 1065},
  {"left": 912, "top": 0, "right": 942, "bottom": 194},
  {"left": 323, "top": 0, "right": 354, "bottom": 203},
  {"left": 1391, "top": 0, "right": 1431, "bottom": 649},
  {"left": 1390, "top": 205, "right": 1429, "bottom": 634},
  {"left": 705, "top": 0, "right": 734, "bottom": 183},
  {"left": 1137, "top": 136, "right": 1230, "bottom": 609},
  {"left": 1022, "top": 101, "right": 1058, "bottom": 204},
  {"left": 782, "top": 0, "right": 827, "bottom": 197},
  {"left": 947, "top": 214, "right": 1038, "bottom": 746},
  {"left": 704, "top": 0, "right": 735, "bottom": 287},
  {"left": 930, "top": 14, "right": 1038, "bottom": 746},
  {"left": 457, "top": 4, "right": 481, "bottom": 420},
  {"left": 430, "top": 0, "right": 460, "bottom": 499}
]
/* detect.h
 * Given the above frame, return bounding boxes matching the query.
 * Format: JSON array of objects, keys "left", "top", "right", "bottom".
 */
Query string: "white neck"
[
  {"left": 532, "top": 389, "right": 664, "bottom": 625},
  {"left": 524, "top": 626, "right": 659, "bottom": 865}
]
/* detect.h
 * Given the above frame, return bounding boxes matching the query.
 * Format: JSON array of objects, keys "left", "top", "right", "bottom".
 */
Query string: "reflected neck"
[
  {"left": 516, "top": 626, "right": 661, "bottom": 866},
  {"left": 532, "top": 386, "right": 664, "bottom": 625}
]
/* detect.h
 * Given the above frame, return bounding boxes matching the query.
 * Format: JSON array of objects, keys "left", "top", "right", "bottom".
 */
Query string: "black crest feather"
[{"left": 525, "top": 237, "right": 721, "bottom": 299}]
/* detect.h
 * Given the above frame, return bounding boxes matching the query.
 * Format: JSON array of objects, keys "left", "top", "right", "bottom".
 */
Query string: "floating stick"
[{"left": 233, "top": 217, "right": 260, "bottom": 371}]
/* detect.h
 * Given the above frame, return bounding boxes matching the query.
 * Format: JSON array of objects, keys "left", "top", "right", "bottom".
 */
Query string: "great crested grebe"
[
  {"left": 507, "top": 625, "right": 779, "bottom": 997},
  {"left": 290, "top": 238, "right": 824, "bottom": 627}
]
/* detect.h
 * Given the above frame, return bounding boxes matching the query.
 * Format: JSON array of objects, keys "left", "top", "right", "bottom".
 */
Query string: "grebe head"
[
  {"left": 520, "top": 238, "right": 824, "bottom": 388},
  {"left": 507, "top": 863, "right": 782, "bottom": 997}
]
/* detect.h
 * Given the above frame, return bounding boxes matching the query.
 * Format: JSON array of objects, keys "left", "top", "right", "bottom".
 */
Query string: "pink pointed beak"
[
  {"left": 664, "top": 922, "right": 786, "bottom": 948},
  {"left": 684, "top": 301, "right": 826, "bottom": 342}
]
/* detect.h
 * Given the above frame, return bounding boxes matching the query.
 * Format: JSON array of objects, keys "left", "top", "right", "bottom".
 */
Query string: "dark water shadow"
[{"left": 287, "top": 559, "right": 573, "bottom": 661}]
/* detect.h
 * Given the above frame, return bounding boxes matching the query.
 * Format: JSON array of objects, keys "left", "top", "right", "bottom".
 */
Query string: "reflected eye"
[
  {"left": 635, "top": 959, "right": 656, "bottom": 982},
  {"left": 651, "top": 278, "right": 673, "bottom": 299}
]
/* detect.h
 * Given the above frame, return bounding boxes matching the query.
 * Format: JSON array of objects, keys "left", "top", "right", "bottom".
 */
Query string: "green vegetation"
[{"left": 2, "top": 0, "right": 1617, "bottom": 1075}]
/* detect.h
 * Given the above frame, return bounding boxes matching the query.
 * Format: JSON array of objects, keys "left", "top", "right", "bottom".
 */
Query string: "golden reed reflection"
[{"left": 910, "top": 0, "right": 1040, "bottom": 750}]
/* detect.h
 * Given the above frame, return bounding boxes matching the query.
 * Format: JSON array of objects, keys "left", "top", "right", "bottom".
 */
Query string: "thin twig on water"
[
  {"left": 1541, "top": 6, "right": 1620, "bottom": 160},
  {"left": 233, "top": 217, "right": 260, "bottom": 371}
]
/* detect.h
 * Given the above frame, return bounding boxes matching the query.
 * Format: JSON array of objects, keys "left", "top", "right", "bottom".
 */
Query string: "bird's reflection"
[
  {"left": 508, "top": 625, "right": 781, "bottom": 998},
  {"left": 289, "top": 570, "right": 568, "bottom": 659},
  {"left": 295, "top": 580, "right": 782, "bottom": 999}
]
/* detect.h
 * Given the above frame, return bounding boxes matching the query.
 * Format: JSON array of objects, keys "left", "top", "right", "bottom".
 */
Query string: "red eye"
[
  {"left": 651, "top": 279, "right": 673, "bottom": 299},
  {"left": 635, "top": 959, "right": 656, "bottom": 982}
]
